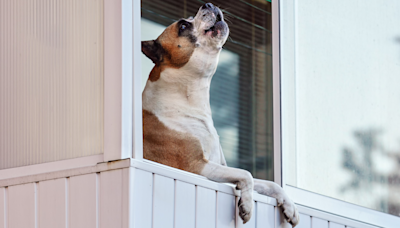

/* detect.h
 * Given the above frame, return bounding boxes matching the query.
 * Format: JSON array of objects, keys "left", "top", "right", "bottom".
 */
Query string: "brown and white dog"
[{"left": 142, "top": 3, "right": 299, "bottom": 226}]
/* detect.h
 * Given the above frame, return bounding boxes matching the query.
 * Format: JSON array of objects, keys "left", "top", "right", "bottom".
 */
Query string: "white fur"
[{"left": 142, "top": 49, "right": 223, "bottom": 163}]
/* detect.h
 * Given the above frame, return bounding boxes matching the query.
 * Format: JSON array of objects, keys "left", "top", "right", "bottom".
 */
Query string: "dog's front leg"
[
  {"left": 254, "top": 179, "right": 299, "bottom": 226},
  {"left": 200, "top": 161, "right": 254, "bottom": 224}
]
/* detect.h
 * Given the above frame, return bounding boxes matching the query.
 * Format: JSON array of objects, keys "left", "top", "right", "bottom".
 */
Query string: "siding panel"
[
  {"left": 175, "top": 181, "right": 195, "bottom": 228},
  {"left": 153, "top": 174, "right": 174, "bottom": 228},
  {"left": 196, "top": 186, "right": 216, "bottom": 228},
  {"left": 296, "top": 214, "right": 311, "bottom": 228},
  {"left": 38, "top": 178, "right": 66, "bottom": 228},
  {"left": 8, "top": 183, "right": 35, "bottom": 228},
  {"left": 0, "top": 0, "right": 104, "bottom": 170},
  {"left": 0, "top": 188, "right": 4, "bottom": 228},
  {"left": 217, "top": 192, "right": 236, "bottom": 228},
  {"left": 329, "top": 222, "right": 345, "bottom": 228},
  {"left": 312, "top": 217, "right": 328, "bottom": 228},
  {"left": 256, "top": 202, "right": 275, "bottom": 228},
  {"left": 132, "top": 169, "right": 153, "bottom": 228},
  {"left": 0, "top": 161, "right": 387, "bottom": 228},
  {"left": 69, "top": 173, "right": 97, "bottom": 228},
  {"left": 100, "top": 169, "right": 123, "bottom": 228}
]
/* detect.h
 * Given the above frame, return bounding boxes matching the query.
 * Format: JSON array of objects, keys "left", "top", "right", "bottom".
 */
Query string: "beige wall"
[{"left": 0, "top": 0, "right": 104, "bottom": 169}]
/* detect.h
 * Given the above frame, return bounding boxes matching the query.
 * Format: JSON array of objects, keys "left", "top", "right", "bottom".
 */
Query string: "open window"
[{"left": 141, "top": 0, "right": 275, "bottom": 181}]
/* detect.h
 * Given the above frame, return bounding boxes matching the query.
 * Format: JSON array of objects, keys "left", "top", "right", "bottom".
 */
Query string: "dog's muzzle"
[{"left": 199, "top": 3, "right": 228, "bottom": 38}]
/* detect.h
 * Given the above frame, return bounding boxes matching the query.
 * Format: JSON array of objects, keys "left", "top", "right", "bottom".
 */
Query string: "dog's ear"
[{"left": 142, "top": 40, "right": 163, "bottom": 64}]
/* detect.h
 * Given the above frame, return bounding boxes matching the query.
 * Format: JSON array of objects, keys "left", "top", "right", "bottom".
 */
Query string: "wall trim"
[
  {"left": 0, "top": 156, "right": 128, "bottom": 187},
  {"left": 0, "top": 155, "right": 104, "bottom": 182}
]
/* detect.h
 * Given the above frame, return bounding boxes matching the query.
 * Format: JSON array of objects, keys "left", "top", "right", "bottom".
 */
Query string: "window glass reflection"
[{"left": 284, "top": 0, "right": 400, "bottom": 216}]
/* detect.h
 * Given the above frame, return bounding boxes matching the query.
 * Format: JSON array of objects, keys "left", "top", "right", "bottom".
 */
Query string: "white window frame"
[
  {"left": 104, "top": 0, "right": 143, "bottom": 162},
  {"left": 278, "top": 1, "right": 400, "bottom": 227}
]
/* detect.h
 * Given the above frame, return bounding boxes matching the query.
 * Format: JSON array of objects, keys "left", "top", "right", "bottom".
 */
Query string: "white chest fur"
[{"left": 142, "top": 63, "right": 224, "bottom": 164}]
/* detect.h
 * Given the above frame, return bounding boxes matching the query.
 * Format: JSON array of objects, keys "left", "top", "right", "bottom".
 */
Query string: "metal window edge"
[{"left": 287, "top": 186, "right": 400, "bottom": 228}]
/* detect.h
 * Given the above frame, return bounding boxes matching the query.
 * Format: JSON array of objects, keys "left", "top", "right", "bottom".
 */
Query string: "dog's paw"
[
  {"left": 238, "top": 197, "right": 253, "bottom": 224},
  {"left": 276, "top": 197, "right": 299, "bottom": 227}
]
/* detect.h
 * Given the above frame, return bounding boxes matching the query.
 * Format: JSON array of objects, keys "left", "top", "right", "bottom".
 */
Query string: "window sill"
[{"left": 285, "top": 185, "right": 400, "bottom": 228}]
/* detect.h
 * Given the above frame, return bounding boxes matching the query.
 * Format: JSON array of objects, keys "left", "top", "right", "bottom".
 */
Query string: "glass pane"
[
  {"left": 284, "top": 0, "right": 400, "bottom": 216},
  {"left": 141, "top": 0, "right": 274, "bottom": 180},
  {"left": 0, "top": 0, "right": 104, "bottom": 170}
]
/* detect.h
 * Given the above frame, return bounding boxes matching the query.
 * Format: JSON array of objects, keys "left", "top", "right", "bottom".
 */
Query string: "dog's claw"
[
  {"left": 278, "top": 197, "right": 300, "bottom": 227},
  {"left": 238, "top": 197, "right": 253, "bottom": 224}
]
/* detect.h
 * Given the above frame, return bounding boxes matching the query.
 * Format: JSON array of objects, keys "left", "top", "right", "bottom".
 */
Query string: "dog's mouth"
[
  {"left": 193, "top": 3, "right": 229, "bottom": 41},
  {"left": 204, "top": 9, "right": 226, "bottom": 38},
  {"left": 204, "top": 11, "right": 222, "bottom": 34}
]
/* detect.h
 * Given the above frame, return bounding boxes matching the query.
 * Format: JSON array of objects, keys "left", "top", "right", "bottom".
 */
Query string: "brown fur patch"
[
  {"left": 147, "top": 22, "right": 196, "bottom": 82},
  {"left": 148, "top": 65, "right": 161, "bottom": 82},
  {"left": 158, "top": 22, "right": 196, "bottom": 68},
  {"left": 143, "top": 109, "right": 207, "bottom": 174}
]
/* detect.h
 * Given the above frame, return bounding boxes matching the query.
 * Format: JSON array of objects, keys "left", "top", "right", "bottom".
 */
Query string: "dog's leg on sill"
[
  {"left": 253, "top": 179, "right": 300, "bottom": 227},
  {"left": 200, "top": 161, "right": 254, "bottom": 224}
]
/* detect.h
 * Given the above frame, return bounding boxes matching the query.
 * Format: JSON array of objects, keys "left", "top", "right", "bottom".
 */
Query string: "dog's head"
[{"left": 142, "top": 3, "right": 229, "bottom": 81}]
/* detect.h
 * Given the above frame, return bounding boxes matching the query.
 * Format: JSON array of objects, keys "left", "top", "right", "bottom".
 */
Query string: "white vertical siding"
[
  {"left": 0, "top": 0, "right": 104, "bottom": 170},
  {"left": 196, "top": 186, "right": 217, "bottom": 228},
  {"left": 152, "top": 174, "right": 175, "bottom": 228},
  {"left": 217, "top": 192, "right": 236, "bottom": 228},
  {"left": 0, "top": 188, "right": 4, "bottom": 228},
  {"left": 330, "top": 222, "right": 346, "bottom": 228},
  {"left": 8, "top": 183, "right": 36, "bottom": 228},
  {"left": 100, "top": 169, "right": 124, "bottom": 228},
  {"left": 297, "top": 214, "right": 311, "bottom": 228},
  {"left": 131, "top": 169, "right": 153, "bottom": 228},
  {"left": 69, "top": 173, "right": 97, "bottom": 228},
  {"left": 256, "top": 202, "right": 275, "bottom": 228},
  {"left": 38, "top": 178, "right": 66, "bottom": 228},
  {"left": 0, "top": 162, "right": 383, "bottom": 228},
  {"left": 175, "top": 180, "right": 196, "bottom": 228},
  {"left": 312, "top": 217, "right": 329, "bottom": 228}
]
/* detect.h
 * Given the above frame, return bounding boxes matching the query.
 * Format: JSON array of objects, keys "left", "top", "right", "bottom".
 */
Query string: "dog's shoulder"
[{"left": 142, "top": 109, "right": 207, "bottom": 174}]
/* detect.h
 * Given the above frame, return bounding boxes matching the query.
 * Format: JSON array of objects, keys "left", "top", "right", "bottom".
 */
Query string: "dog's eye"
[{"left": 180, "top": 24, "right": 187, "bottom": 30}]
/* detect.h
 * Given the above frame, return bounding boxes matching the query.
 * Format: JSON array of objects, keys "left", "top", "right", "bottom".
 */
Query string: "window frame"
[
  {"left": 278, "top": 0, "right": 400, "bottom": 227},
  {"left": 104, "top": 0, "right": 143, "bottom": 162}
]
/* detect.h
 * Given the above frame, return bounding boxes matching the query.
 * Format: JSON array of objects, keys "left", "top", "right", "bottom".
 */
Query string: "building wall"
[
  {"left": 0, "top": 159, "right": 379, "bottom": 228},
  {"left": 0, "top": 0, "right": 105, "bottom": 171}
]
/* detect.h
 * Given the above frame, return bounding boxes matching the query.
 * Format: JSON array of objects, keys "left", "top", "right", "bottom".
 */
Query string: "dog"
[{"left": 141, "top": 3, "right": 299, "bottom": 226}]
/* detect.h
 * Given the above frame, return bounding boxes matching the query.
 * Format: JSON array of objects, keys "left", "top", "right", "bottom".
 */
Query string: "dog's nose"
[{"left": 202, "top": 3, "right": 214, "bottom": 9}]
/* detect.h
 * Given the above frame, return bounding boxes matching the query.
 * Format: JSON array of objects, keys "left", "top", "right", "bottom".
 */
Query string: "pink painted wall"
[{"left": 0, "top": 0, "right": 104, "bottom": 170}]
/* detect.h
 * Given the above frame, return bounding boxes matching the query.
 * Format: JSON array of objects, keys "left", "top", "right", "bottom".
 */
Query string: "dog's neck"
[{"left": 142, "top": 66, "right": 214, "bottom": 117}]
